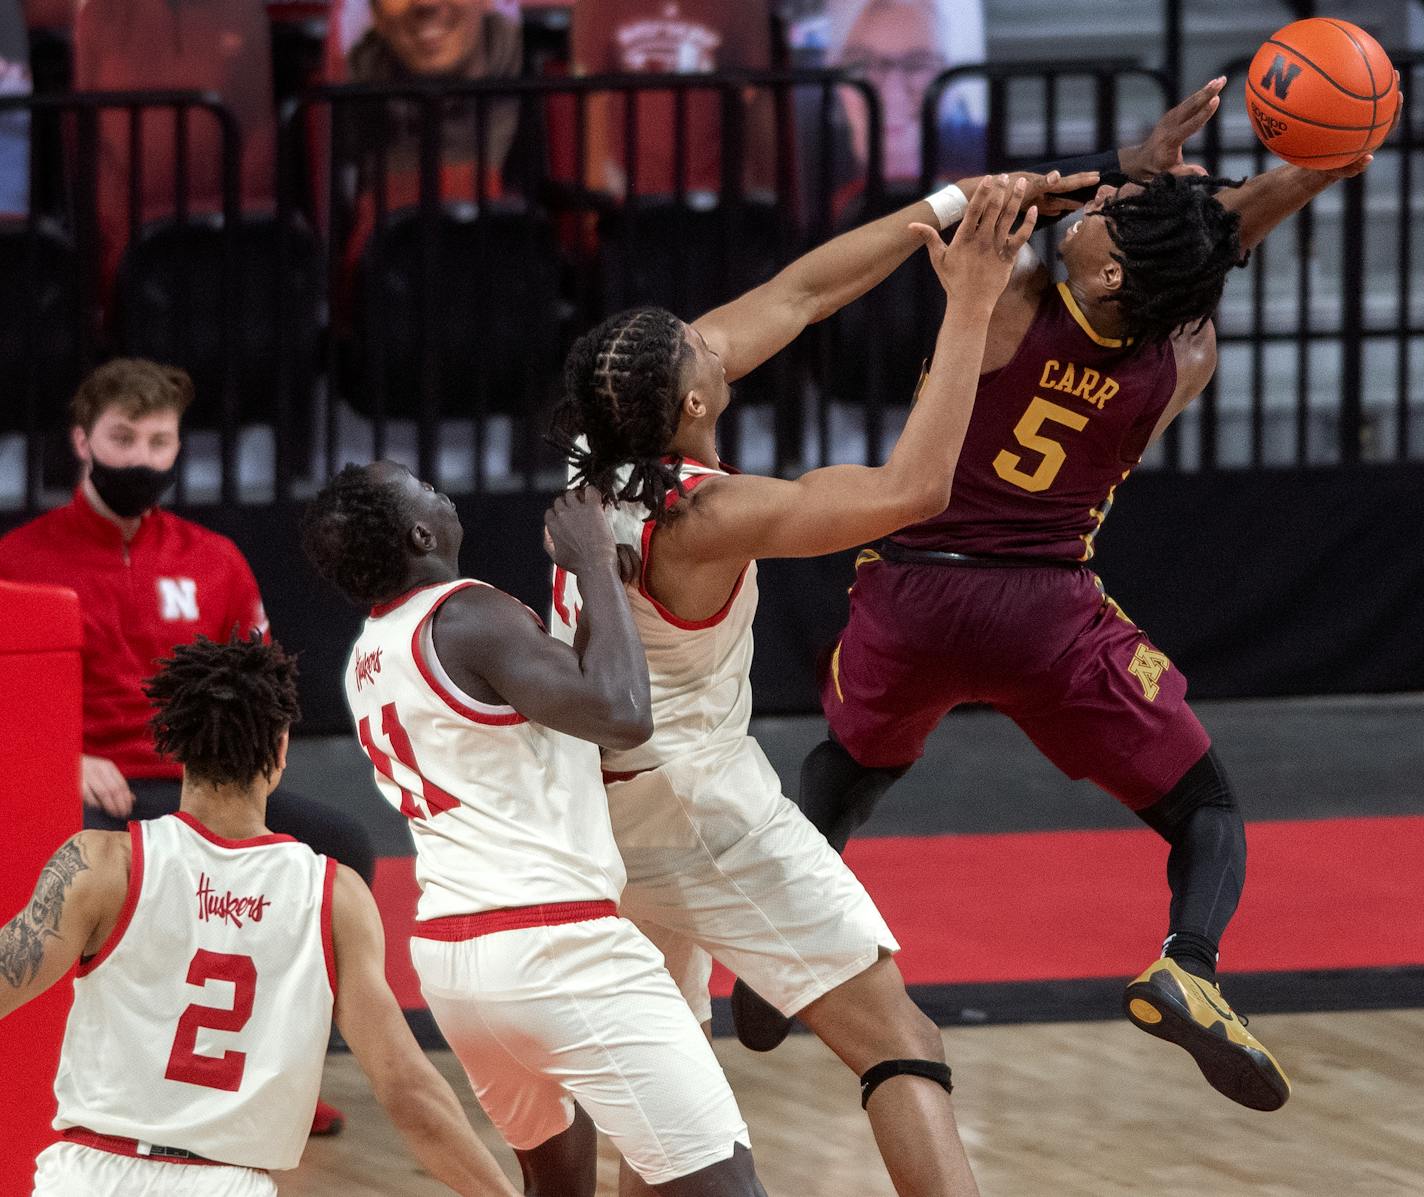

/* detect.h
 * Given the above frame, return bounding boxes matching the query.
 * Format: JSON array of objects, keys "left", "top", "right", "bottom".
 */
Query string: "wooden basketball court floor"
[{"left": 280, "top": 1007, "right": 1424, "bottom": 1196}]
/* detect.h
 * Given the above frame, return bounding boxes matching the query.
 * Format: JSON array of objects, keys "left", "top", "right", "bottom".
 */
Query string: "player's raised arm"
[
  {"left": 681, "top": 176, "right": 1036, "bottom": 564},
  {"left": 693, "top": 169, "right": 1087, "bottom": 383},
  {"left": 330, "top": 866, "right": 518, "bottom": 1197},
  {"left": 0, "top": 832, "right": 127, "bottom": 1021},
  {"left": 1221, "top": 155, "right": 1376, "bottom": 252},
  {"left": 691, "top": 77, "right": 1228, "bottom": 384},
  {"left": 431, "top": 489, "right": 653, "bottom": 751}
]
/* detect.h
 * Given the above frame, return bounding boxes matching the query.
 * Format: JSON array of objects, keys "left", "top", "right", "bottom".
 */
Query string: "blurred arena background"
[{"left": 1, "top": 1, "right": 1421, "bottom": 1193}]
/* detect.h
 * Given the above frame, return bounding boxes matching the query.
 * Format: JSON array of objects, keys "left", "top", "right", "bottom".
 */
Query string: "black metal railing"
[
  {"left": 0, "top": 59, "right": 1419, "bottom": 513},
  {"left": 280, "top": 69, "right": 881, "bottom": 490},
  {"left": 0, "top": 90, "right": 242, "bottom": 507}
]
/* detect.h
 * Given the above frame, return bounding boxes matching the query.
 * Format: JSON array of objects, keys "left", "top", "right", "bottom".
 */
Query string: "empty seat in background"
[
  {"left": 114, "top": 214, "right": 322, "bottom": 438},
  {"left": 349, "top": 201, "right": 564, "bottom": 428},
  {"left": 597, "top": 196, "right": 786, "bottom": 406},
  {"left": 0, "top": 218, "right": 83, "bottom": 433},
  {"left": 822, "top": 192, "right": 940, "bottom": 414}
]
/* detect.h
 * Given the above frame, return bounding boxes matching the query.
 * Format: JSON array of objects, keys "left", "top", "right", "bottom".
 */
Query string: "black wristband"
[{"left": 1037, "top": 148, "right": 1128, "bottom": 189}]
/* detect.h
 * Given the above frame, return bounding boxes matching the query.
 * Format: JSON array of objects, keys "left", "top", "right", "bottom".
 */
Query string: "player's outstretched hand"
[
  {"left": 1315, "top": 153, "right": 1376, "bottom": 180},
  {"left": 1014, "top": 168, "right": 1102, "bottom": 216},
  {"left": 1121, "top": 76, "right": 1225, "bottom": 180},
  {"left": 909, "top": 173, "right": 1037, "bottom": 302},
  {"left": 544, "top": 486, "right": 616, "bottom": 576}
]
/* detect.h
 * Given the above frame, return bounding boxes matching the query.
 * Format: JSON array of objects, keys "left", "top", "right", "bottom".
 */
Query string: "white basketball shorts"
[
  {"left": 610, "top": 738, "right": 900, "bottom": 1025},
  {"left": 33, "top": 1143, "right": 276, "bottom": 1196},
  {"left": 411, "top": 913, "right": 749, "bottom": 1186}
]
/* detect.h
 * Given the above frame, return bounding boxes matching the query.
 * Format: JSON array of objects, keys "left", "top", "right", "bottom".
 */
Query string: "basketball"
[{"left": 1246, "top": 18, "right": 1400, "bottom": 169}]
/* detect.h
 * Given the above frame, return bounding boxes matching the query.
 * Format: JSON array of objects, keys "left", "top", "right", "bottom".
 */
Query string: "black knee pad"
[
  {"left": 1135, "top": 749, "right": 1237, "bottom": 841},
  {"left": 859, "top": 1059, "right": 953, "bottom": 1109}
]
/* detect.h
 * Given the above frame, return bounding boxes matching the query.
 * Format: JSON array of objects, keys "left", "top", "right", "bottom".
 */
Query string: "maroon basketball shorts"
[{"left": 821, "top": 554, "right": 1211, "bottom": 810}]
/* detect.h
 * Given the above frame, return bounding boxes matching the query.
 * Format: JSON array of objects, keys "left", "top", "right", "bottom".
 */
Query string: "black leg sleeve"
[
  {"left": 1135, "top": 750, "right": 1247, "bottom": 982},
  {"left": 799, "top": 737, "right": 909, "bottom": 854},
  {"left": 264, "top": 787, "right": 377, "bottom": 886}
]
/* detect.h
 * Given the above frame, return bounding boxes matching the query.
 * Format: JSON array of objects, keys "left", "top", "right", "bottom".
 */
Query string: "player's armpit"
[
  {"left": 668, "top": 468, "right": 946, "bottom": 566},
  {"left": 0, "top": 831, "right": 127, "bottom": 1020},
  {"left": 432, "top": 584, "right": 650, "bottom": 750},
  {"left": 330, "top": 868, "right": 518, "bottom": 1197},
  {"left": 1149, "top": 320, "right": 1218, "bottom": 448}
]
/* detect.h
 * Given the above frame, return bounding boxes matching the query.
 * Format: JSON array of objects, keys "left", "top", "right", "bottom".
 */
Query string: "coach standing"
[{"left": 0, "top": 358, "right": 372, "bottom": 1134}]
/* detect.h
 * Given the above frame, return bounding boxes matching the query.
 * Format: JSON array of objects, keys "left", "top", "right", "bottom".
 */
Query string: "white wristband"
[{"left": 924, "top": 183, "right": 968, "bottom": 230}]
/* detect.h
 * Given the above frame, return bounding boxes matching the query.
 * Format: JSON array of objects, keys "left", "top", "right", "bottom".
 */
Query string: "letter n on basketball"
[{"left": 1260, "top": 54, "right": 1303, "bottom": 100}]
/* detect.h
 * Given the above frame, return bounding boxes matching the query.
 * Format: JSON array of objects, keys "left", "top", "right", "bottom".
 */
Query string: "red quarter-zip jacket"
[{"left": 0, "top": 488, "right": 269, "bottom": 778}]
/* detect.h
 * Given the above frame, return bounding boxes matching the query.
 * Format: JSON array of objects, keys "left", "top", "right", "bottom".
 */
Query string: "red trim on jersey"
[
  {"left": 173, "top": 811, "right": 297, "bottom": 850},
  {"left": 411, "top": 900, "right": 617, "bottom": 941},
  {"left": 369, "top": 580, "right": 451, "bottom": 619},
  {"left": 411, "top": 582, "right": 529, "bottom": 726},
  {"left": 77, "top": 822, "right": 145, "bottom": 978},
  {"left": 660, "top": 454, "right": 739, "bottom": 475},
  {"left": 637, "top": 473, "right": 749, "bottom": 630},
  {"left": 59, "top": 1128, "right": 243, "bottom": 1169},
  {"left": 320, "top": 856, "right": 338, "bottom": 997}
]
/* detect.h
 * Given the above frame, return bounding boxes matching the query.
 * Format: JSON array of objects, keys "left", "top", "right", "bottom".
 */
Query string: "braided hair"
[
  {"left": 550, "top": 308, "right": 693, "bottom": 519},
  {"left": 301, "top": 464, "right": 411, "bottom": 606},
  {"left": 1101, "top": 172, "right": 1247, "bottom": 344},
  {"left": 145, "top": 632, "right": 300, "bottom": 789}
]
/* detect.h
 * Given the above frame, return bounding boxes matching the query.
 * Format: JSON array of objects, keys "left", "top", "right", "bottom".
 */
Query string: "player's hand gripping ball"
[{"left": 1247, "top": 18, "right": 1400, "bottom": 170}]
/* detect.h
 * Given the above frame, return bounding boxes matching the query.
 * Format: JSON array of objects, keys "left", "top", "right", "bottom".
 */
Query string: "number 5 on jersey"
[
  {"left": 994, "top": 397, "right": 1089, "bottom": 493},
  {"left": 358, "top": 701, "right": 461, "bottom": 820}
]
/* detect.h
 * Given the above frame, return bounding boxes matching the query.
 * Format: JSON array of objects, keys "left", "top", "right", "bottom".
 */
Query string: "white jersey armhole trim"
[{"left": 414, "top": 596, "right": 528, "bottom": 726}]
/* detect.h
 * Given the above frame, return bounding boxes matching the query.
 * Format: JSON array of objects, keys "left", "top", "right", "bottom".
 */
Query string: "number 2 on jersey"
[
  {"left": 165, "top": 949, "right": 256, "bottom": 1092},
  {"left": 993, "top": 397, "right": 1089, "bottom": 493}
]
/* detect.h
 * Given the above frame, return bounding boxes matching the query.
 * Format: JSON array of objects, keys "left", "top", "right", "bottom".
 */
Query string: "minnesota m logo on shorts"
[{"left": 1128, "top": 644, "right": 1171, "bottom": 702}]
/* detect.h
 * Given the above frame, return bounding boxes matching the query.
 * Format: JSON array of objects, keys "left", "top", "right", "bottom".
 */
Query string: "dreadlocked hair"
[
  {"left": 301, "top": 464, "right": 411, "bottom": 606},
  {"left": 550, "top": 307, "right": 693, "bottom": 521},
  {"left": 145, "top": 632, "right": 300, "bottom": 788},
  {"left": 1101, "top": 172, "right": 1248, "bottom": 344}
]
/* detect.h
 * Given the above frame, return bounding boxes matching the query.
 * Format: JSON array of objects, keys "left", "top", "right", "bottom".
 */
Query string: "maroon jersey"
[{"left": 895, "top": 282, "right": 1177, "bottom": 561}]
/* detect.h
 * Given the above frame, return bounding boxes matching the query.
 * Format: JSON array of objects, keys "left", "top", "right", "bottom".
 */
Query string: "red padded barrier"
[{"left": 0, "top": 580, "right": 82, "bottom": 1197}]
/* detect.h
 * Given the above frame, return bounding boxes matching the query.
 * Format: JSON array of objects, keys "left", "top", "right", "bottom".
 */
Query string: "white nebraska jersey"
[
  {"left": 53, "top": 813, "right": 335, "bottom": 1171},
  {"left": 551, "top": 460, "right": 759, "bottom": 776},
  {"left": 344, "top": 579, "right": 624, "bottom": 920}
]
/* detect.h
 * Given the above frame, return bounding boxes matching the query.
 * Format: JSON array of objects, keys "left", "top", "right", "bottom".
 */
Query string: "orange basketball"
[{"left": 1246, "top": 18, "right": 1400, "bottom": 170}]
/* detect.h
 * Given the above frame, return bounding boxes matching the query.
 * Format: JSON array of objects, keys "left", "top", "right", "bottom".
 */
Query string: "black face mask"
[{"left": 88, "top": 456, "right": 178, "bottom": 518}]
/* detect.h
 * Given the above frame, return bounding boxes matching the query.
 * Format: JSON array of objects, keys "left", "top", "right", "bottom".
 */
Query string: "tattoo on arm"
[{"left": 0, "top": 839, "right": 89, "bottom": 989}]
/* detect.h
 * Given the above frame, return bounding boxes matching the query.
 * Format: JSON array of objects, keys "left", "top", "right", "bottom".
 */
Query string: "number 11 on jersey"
[{"left": 358, "top": 702, "right": 461, "bottom": 820}]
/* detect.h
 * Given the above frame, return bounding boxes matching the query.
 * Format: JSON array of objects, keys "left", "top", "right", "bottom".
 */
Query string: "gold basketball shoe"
[{"left": 1123, "top": 957, "right": 1292, "bottom": 1111}]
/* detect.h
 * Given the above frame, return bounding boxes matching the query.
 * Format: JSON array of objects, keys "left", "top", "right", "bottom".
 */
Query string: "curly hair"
[
  {"left": 145, "top": 632, "right": 300, "bottom": 789},
  {"left": 549, "top": 308, "right": 693, "bottom": 520},
  {"left": 301, "top": 464, "right": 411, "bottom": 606},
  {"left": 1102, "top": 172, "right": 1248, "bottom": 344}
]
